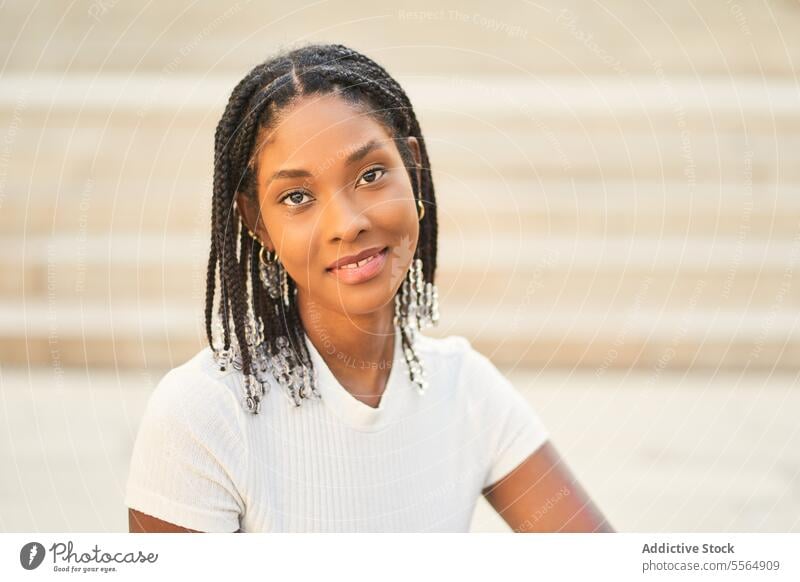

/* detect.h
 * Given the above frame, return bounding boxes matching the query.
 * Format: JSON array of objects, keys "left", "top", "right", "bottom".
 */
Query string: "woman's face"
[{"left": 239, "top": 92, "right": 422, "bottom": 319}]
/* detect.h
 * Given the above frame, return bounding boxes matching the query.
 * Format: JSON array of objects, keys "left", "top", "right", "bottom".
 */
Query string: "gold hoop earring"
[
  {"left": 259, "top": 245, "right": 274, "bottom": 265},
  {"left": 416, "top": 199, "right": 425, "bottom": 221}
]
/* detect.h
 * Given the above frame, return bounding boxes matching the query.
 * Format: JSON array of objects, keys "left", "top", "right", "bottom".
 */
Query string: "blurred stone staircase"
[
  {"left": 1, "top": 0, "right": 799, "bottom": 372},
  {"left": 2, "top": 73, "right": 799, "bottom": 371}
]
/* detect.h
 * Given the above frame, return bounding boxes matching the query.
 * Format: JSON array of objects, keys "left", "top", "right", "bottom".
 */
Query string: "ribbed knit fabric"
[{"left": 124, "top": 326, "right": 550, "bottom": 532}]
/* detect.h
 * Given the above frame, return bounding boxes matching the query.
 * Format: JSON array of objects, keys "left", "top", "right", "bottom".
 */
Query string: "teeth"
[{"left": 337, "top": 249, "right": 381, "bottom": 270}]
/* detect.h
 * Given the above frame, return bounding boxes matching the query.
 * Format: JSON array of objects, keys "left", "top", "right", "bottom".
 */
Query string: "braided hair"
[{"left": 205, "top": 42, "right": 438, "bottom": 413}]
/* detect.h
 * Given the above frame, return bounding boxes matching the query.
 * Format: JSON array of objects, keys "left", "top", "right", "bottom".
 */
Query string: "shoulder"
[
  {"left": 418, "top": 332, "right": 529, "bottom": 409},
  {"left": 412, "top": 331, "right": 471, "bottom": 380},
  {"left": 414, "top": 331, "right": 471, "bottom": 358},
  {"left": 414, "top": 331, "right": 498, "bottom": 377},
  {"left": 142, "top": 347, "right": 244, "bottom": 435},
  {"left": 157, "top": 347, "right": 240, "bottom": 399},
  {"left": 126, "top": 350, "right": 248, "bottom": 533},
  {"left": 413, "top": 331, "right": 506, "bottom": 394}
]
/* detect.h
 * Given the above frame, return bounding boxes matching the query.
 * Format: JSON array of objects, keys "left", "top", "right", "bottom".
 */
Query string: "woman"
[{"left": 124, "top": 42, "right": 613, "bottom": 533}]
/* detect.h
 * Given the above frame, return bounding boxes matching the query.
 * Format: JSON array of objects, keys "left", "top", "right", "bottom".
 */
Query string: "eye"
[
  {"left": 279, "top": 190, "right": 313, "bottom": 207},
  {"left": 278, "top": 166, "right": 386, "bottom": 207},
  {"left": 356, "top": 165, "right": 386, "bottom": 187}
]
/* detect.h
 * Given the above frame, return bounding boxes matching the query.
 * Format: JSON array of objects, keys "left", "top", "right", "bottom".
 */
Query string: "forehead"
[{"left": 257, "top": 93, "right": 393, "bottom": 171}]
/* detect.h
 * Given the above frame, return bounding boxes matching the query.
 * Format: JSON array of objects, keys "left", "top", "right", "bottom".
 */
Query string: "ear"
[
  {"left": 406, "top": 136, "right": 422, "bottom": 194},
  {"left": 235, "top": 192, "right": 274, "bottom": 251}
]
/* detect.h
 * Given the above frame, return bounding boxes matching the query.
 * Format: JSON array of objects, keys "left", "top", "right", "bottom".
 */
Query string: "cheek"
[
  {"left": 373, "top": 195, "right": 419, "bottom": 241},
  {"left": 266, "top": 218, "right": 317, "bottom": 285}
]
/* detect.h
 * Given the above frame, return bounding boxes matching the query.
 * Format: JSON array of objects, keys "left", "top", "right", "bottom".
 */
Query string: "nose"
[{"left": 323, "top": 189, "right": 371, "bottom": 243}]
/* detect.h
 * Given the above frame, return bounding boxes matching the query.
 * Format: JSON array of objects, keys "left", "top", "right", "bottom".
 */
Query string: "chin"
[{"left": 326, "top": 284, "right": 397, "bottom": 318}]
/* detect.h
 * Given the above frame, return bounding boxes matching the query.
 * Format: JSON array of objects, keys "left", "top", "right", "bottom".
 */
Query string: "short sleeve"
[
  {"left": 459, "top": 344, "right": 550, "bottom": 490},
  {"left": 124, "top": 365, "right": 247, "bottom": 532}
]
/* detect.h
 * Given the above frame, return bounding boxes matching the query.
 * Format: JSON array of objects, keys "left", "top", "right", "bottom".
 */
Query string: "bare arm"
[
  {"left": 483, "top": 441, "right": 615, "bottom": 533},
  {"left": 128, "top": 508, "right": 202, "bottom": 532},
  {"left": 128, "top": 508, "right": 243, "bottom": 533}
]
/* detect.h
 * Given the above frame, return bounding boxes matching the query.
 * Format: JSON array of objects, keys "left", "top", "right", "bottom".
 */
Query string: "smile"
[
  {"left": 327, "top": 247, "right": 389, "bottom": 284},
  {"left": 338, "top": 250, "right": 383, "bottom": 269}
]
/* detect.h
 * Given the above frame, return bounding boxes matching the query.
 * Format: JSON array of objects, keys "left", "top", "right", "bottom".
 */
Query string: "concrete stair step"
[
  {"left": 3, "top": 234, "right": 798, "bottom": 306},
  {"left": 4, "top": 75, "right": 799, "bottom": 126},
  {"left": 5, "top": 261, "right": 798, "bottom": 310},
  {"left": 2, "top": 300, "right": 797, "bottom": 371},
  {"left": 2, "top": 0, "right": 800, "bottom": 77},
  {"left": 439, "top": 182, "right": 800, "bottom": 238},
  {"left": 3, "top": 76, "right": 798, "bottom": 198},
  {"left": 3, "top": 180, "right": 798, "bottom": 237},
  {"left": 5, "top": 121, "right": 796, "bottom": 183}
]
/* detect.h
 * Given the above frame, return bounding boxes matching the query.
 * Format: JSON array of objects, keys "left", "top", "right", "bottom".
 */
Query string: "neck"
[{"left": 297, "top": 292, "right": 396, "bottom": 402}]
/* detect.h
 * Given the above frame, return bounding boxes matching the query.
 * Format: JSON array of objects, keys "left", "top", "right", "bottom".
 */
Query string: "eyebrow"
[{"left": 266, "top": 139, "right": 386, "bottom": 188}]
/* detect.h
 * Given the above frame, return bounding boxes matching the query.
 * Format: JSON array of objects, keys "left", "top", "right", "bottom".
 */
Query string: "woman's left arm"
[{"left": 482, "top": 440, "right": 615, "bottom": 533}]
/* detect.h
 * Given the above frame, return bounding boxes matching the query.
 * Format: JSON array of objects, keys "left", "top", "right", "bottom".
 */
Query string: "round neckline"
[{"left": 302, "top": 325, "right": 406, "bottom": 431}]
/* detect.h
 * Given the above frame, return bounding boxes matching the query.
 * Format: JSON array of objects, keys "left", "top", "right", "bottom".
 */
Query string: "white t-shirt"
[{"left": 124, "top": 326, "right": 550, "bottom": 532}]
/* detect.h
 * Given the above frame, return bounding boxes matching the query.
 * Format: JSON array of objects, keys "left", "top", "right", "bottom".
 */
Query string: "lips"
[
  {"left": 326, "top": 246, "right": 388, "bottom": 271},
  {"left": 326, "top": 246, "right": 389, "bottom": 284}
]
